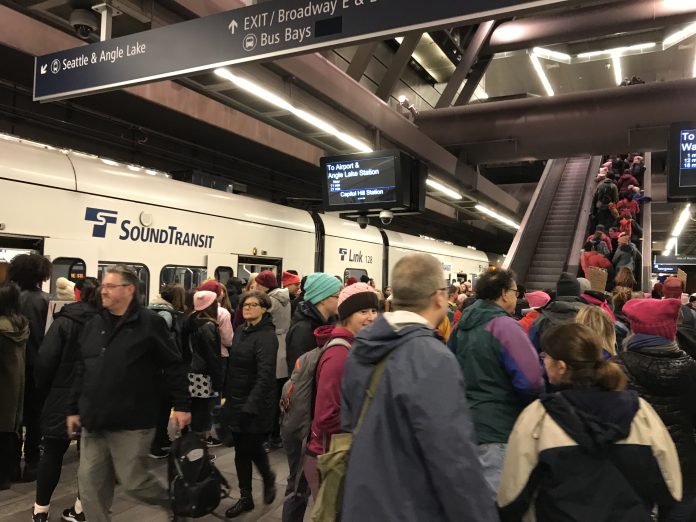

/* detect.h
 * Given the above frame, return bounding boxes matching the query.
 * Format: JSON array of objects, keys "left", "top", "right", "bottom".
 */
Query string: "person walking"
[
  {"left": 0, "top": 282, "right": 29, "bottom": 491},
  {"left": 66, "top": 265, "right": 191, "bottom": 522},
  {"left": 33, "top": 278, "right": 99, "bottom": 522},
  {"left": 281, "top": 272, "right": 341, "bottom": 522},
  {"left": 529, "top": 273, "right": 586, "bottom": 351},
  {"left": 340, "top": 254, "right": 497, "bottom": 521},
  {"left": 497, "top": 323, "right": 682, "bottom": 521},
  {"left": 451, "top": 268, "right": 544, "bottom": 496},
  {"left": 222, "top": 291, "right": 278, "bottom": 518},
  {"left": 302, "top": 283, "right": 379, "bottom": 499}
]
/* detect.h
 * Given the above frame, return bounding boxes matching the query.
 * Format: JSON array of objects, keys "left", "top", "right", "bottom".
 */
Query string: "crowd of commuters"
[{"left": 4, "top": 247, "right": 696, "bottom": 522}]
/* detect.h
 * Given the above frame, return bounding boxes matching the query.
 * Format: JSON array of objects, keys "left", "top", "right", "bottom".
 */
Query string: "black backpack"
[{"left": 168, "top": 430, "right": 229, "bottom": 519}]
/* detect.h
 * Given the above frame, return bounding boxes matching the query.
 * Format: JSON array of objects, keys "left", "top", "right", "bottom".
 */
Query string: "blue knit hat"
[{"left": 304, "top": 272, "right": 342, "bottom": 305}]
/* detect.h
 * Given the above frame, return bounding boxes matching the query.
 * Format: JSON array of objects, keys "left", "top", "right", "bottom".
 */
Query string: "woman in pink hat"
[{"left": 302, "top": 282, "right": 379, "bottom": 499}]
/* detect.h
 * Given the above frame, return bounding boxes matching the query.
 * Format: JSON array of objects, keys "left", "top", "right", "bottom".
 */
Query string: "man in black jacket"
[{"left": 67, "top": 265, "right": 191, "bottom": 522}]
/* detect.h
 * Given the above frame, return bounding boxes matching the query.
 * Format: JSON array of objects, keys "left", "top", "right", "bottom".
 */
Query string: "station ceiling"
[{"left": 1, "top": 0, "right": 695, "bottom": 257}]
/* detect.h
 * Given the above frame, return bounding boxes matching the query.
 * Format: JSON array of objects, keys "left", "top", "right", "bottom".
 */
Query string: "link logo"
[
  {"left": 339, "top": 248, "right": 348, "bottom": 261},
  {"left": 338, "top": 247, "right": 372, "bottom": 264},
  {"left": 85, "top": 207, "right": 118, "bottom": 238}
]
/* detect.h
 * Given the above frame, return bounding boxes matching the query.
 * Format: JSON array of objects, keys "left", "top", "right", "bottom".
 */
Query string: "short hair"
[
  {"left": 391, "top": 253, "right": 445, "bottom": 312},
  {"left": 475, "top": 268, "right": 516, "bottom": 301},
  {"left": 239, "top": 290, "right": 272, "bottom": 310},
  {"left": 575, "top": 305, "right": 617, "bottom": 356},
  {"left": 8, "top": 254, "right": 52, "bottom": 290},
  {"left": 0, "top": 282, "right": 26, "bottom": 330},
  {"left": 105, "top": 264, "right": 139, "bottom": 287},
  {"left": 448, "top": 285, "right": 459, "bottom": 298},
  {"left": 360, "top": 275, "right": 370, "bottom": 283}
]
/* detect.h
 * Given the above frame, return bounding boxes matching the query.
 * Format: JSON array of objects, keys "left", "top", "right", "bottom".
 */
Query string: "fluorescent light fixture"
[
  {"left": 101, "top": 158, "right": 119, "bottom": 167},
  {"left": 663, "top": 236, "right": 678, "bottom": 256},
  {"left": 672, "top": 203, "right": 692, "bottom": 237},
  {"left": 127, "top": 165, "right": 141, "bottom": 172},
  {"left": 475, "top": 204, "right": 521, "bottom": 230},
  {"left": 693, "top": 48, "right": 696, "bottom": 78},
  {"left": 529, "top": 53, "right": 555, "bottom": 96},
  {"left": 577, "top": 42, "right": 656, "bottom": 59},
  {"left": 426, "top": 178, "right": 462, "bottom": 200},
  {"left": 214, "top": 68, "right": 372, "bottom": 153},
  {"left": 663, "top": 22, "right": 696, "bottom": 50},
  {"left": 612, "top": 52, "right": 623, "bottom": 85},
  {"left": 532, "top": 47, "right": 571, "bottom": 64},
  {"left": 145, "top": 169, "right": 158, "bottom": 176}
]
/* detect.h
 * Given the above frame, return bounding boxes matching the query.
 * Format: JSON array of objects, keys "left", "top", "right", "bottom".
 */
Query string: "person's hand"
[
  {"left": 67, "top": 415, "right": 81, "bottom": 438},
  {"left": 171, "top": 410, "right": 191, "bottom": 429}
]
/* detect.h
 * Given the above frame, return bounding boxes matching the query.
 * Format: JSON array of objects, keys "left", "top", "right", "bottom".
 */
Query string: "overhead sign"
[
  {"left": 653, "top": 263, "right": 677, "bottom": 274},
  {"left": 654, "top": 255, "right": 696, "bottom": 266},
  {"left": 668, "top": 122, "right": 696, "bottom": 200},
  {"left": 34, "top": 0, "right": 570, "bottom": 101}
]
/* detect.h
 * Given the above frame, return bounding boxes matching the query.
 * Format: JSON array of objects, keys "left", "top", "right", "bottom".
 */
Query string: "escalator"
[{"left": 505, "top": 155, "right": 601, "bottom": 290}]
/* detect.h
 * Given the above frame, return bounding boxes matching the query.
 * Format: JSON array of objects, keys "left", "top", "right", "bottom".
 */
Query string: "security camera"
[
  {"left": 70, "top": 9, "right": 99, "bottom": 39},
  {"left": 357, "top": 216, "right": 369, "bottom": 229},
  {"left": 379, "top": 210, "right": 394, "bottom": 226}
]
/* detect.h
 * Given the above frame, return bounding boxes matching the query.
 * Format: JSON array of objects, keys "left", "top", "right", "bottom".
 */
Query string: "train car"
[{"left": 0, "top": 133, "right": 490, "bottom": 300}]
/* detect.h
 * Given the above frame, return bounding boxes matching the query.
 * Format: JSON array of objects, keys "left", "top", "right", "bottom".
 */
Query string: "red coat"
[
  {"left": 617, "top": 173, "right": 639, "bottom": 194},
  {"left": 617, "top": 199, "right": 639, "bottom": 217},
  {"left": 581, "top": 251, "right": 612, "bottom": 276},
  {"left": 586, "top": 233, "right": 612, "bottom": 253}
]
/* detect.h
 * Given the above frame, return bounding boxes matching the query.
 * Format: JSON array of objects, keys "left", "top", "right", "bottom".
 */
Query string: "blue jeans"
[{"left": 478, "top": 443, "right": 507, "bottom": 500}]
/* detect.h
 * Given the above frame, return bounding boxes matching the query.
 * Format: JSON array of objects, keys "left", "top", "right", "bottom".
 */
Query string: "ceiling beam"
[
  {"left": 346, "top": 42, "right": 378, "bottom": 82},
  {"left": 375, "top": 32, "right": 423, "bottom": 102},
  {"left": 436, "top": 21, "right": 495, "bottom": 108},
  {"left": 454, "top": 55, "right": 492, "bottom": 106}
]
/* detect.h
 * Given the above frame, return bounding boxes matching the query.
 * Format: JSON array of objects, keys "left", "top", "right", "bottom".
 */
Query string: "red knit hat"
[
  {"left": 282, "top": 271, "right": 301, "bottom": 287},
  {"left": 623, "top": 298, "right": 681, "bottom": 341},
  {"left": 255, "top": 270, "right": 279, "bottom": 291},
  {"left": 663, "top": 276, "right": 684, "bottom": 299},
  {"left": 198, "top": 280, "right": 222, "bottom": 297},
  {"left": 346, "top": 277, "right": 358, "bottom": 286}
]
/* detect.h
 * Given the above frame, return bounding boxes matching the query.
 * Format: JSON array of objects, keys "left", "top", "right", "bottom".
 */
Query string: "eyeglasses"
[
  {"left": 328, "top": 294, "right": 340, "bottom": 299},
  {"left": 430, "top": 287, "right": 448, "bottom": 296},
  {"left": 101, "top": 283, "right": 131, "bottom": 290},
  {"left": 507, "top": 288, "right": 520, "bottom": 298},
  {"left": 242, "top": 302, "right": 261, "bottom": 309}
]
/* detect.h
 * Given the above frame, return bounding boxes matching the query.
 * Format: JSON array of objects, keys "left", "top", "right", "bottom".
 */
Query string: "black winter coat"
[
  {"left": 68, "top": 304, "right": 190, "bottom": 431},
  {"left": 616, "top": 339, "right": 696, "bottom": 496},
  {"left": 182, "top": 315, "right": 223, "bottom": 392},
  {"left": 285, "top": 301, "right": 333, "bottom": 376},
  {"left": 223, "top": 313, "right": 278, "bottom": 434},
  {"left": 35, "top": 301, "right": 98, "bottom": 439},
  {"left": 19, "top": 288, "right": 49, "bottom": 366}
]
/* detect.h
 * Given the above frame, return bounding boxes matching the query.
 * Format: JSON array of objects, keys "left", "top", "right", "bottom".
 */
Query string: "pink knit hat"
[
  {"left": 338, "top": 282, "right": 378, "bottom": 320},
  {"left": 193, "top": 290, "right": 217, "bottom": 312},
  {"left": 525, "top": 291, "right": 550, "bottom": 309},
  {"left": 623, "top": 298, "right": 681, "bottom": 341}
]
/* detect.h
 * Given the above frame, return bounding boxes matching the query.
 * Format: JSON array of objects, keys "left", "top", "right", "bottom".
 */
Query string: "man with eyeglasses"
[
  {"left": 450, "top": 268, "right": 543, "bottom": 499},
  {"left": 66, "top": 264, "right": 191, "bottom": 522}
]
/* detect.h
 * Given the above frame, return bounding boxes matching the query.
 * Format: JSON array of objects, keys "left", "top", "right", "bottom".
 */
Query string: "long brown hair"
[
  {"left": 614, "top": 267, "right": 637, "bottom": 290},
  {"left": 542, "top": 323, "right": 626, "bottom": 391}
]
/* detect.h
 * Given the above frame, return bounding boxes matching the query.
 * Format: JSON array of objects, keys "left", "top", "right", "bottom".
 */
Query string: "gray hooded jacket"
[{"left": 340, "top": 312, "right": 497, "bottom": 522}]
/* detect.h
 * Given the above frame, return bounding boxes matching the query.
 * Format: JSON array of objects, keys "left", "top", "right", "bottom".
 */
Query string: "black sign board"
[
  {"left": 34, "top": 0, "right": 568, "bottom": 101},
  {"left": 653, "top": 263, "right": 677, "bottom": 274},
  {"left": 655, "top": 254, "right": 696, "bottom": 266},
  {"left": 668, "top": 122, "right": 696, "bottom": 200},
  {"left": 325, "top": 155, "right": 398, "bottom": 207}
]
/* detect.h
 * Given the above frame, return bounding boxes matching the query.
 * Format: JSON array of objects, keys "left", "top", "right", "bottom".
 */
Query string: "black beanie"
[{"left": 556, "top": 272, "right": 580, "bottom": 297}]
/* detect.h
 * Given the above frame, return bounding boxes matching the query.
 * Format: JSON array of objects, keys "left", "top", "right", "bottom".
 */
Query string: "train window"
[
  {"left": 160, "top": 265, "right": 207, "bottom": 291},
  {"left": 98, "top": 262, "right": 150, "bottom": 305},
  {"left": 50, "top": 257, "right": 86, "bottom": 296},
  {"left": 214, "top": 266, "right": 234, "bottom": 286},
  {"left": 344, "top": 268, "right": 368, "bottom": 284},
  {"left": 237, "top": 256, "right": 282, "bottom": 283}
]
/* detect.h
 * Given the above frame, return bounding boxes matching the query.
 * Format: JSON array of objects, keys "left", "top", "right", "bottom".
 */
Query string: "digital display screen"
[
  {"left": 668, "top": 122, "right": 696, "bottom": 200},
  {"left": 324, "top": 155, "right": 397, "bottom": 207}
]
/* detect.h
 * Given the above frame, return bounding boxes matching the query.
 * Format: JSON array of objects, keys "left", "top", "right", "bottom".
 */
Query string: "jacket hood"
[
  {"left": 150, "top": 295, "right": 172, "bottom": 307},
  {"left": 314, "top": 324, "right": 335, "bottom": 347},
  {"left": 269, "top": 287, "right": 291, "bottom": 306},
  {"left": 294, "top": 300, "right": 326, "bottom": 326},
  {"left": 458, "top": 299, "right": 509, "bottom": 331},
  {"left": 56, "top": 301, "right": 99, "bottom": 325},
  {"left": 540, "top": 299, "right": 585, "bottom": 323},
  {"left": 351, "top": 313, "right": 435, "bottom": 365},
  {"left": 0, "top": 316, "right": 30, "bottom": 343},
  {"left": 542, "top": 389, "right": 639, "bottom": 454}
]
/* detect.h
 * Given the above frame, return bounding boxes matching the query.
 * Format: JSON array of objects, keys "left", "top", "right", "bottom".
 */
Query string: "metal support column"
[
  {"left": 375, "top": 32, "right": 422, "bottom": 101},
  {"left": 454, "top": 56, "right": 492, "bottom": 106},
  {"left": 92, "top": 2, "right": 122, "bottom": 41},
  {"left": 641, "top": 152, "right": 653, "bottom": 292},
  {"left": 346, "top": 42, "right": 378, "bottom": 82}
]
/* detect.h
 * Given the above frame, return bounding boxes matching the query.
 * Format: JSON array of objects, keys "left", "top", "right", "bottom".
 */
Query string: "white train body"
[{"left": 0, "top": 134, "right": 489, "bottom": 300}]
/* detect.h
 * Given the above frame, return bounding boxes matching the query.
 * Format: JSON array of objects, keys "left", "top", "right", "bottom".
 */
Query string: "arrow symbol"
[
  {"left": 40, "top": 64, "right": 47, "bottom": 75},
  {"left": 228, "top": 19, "right": 238, "bottom": 35}
]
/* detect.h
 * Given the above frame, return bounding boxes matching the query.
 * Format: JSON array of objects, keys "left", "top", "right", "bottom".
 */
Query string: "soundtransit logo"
[
  {"left": 84, "top": 207, "right": 118, "bottom": 238},
  {"left": 83, "top": 207, "right": 214, "bottom": 248}
]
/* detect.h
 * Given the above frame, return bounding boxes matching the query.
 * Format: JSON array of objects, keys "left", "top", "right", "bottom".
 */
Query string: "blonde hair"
[
  {"left": 245, "top": 273, "right": 259, "bottom": 293},
  {"left": 575, "top": 305, "right": 617, "bottom": 356}
]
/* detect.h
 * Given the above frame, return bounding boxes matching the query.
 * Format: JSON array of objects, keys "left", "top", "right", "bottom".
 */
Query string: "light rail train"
[{"left": 0, "top": 133, "right": 490, "bottom": 300}]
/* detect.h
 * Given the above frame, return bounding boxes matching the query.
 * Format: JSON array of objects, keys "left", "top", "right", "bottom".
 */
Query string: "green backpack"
[{"left": 310, "top": 351, "right": 394, "bottom": 522}]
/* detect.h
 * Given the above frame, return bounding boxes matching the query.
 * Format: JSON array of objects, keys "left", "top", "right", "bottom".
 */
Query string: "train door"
[
  {"left": 207, "top": 253, "right": 240, "bottom": 286},
  {"left": 237, "top": 255, "right": 282, "bottom": 284},
  {"left": 44, "top": 238, "right": 98, "bottom": 295}
]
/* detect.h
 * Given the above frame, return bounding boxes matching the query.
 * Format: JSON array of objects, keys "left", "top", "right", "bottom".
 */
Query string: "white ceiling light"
[
  {"left": 663, "top": 236, "right": 678, "bottom": 256},
  {"left": 529, "top": 53, "right": 555, "bottom": 96},
  {"left": 672, "top": 203, "right": 692, "bottom": 237},
  {"left": 611, "top": 52, "right": 623, "bottom": 85},
  {"left": 101, "top": 158, "right": 119, "bottom": 167},
  {"left": 577, "top": 42, "right": 656, "bottom": 59},
  {"left": 475, "top": 204, "right": 521, "bottom": 229},
  {"left": 532, "top": 47, "right": 571, "bottom": 64},
  {"left": 214, "top": 68, "right": 373, "bottom": 153},
  {"left": 663, "top": 21, "right": 696, "bottom": 50},
  {"left": 426, "top": 178, "right": 462, "bottom": 199}
]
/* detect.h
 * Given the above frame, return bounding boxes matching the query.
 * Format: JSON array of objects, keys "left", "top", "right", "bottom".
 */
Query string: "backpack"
[
  {"left": 597, "top": 181, "right": 614, "bottom": 206},
  {"left": 280, "top": 337, "right": 352, "bottom": 445},
  {"left": 311, "top": 351, "right": 394, "bottom": 522},
  {"left": 168, "top": 430, "right": 229, "bottom": 519}
]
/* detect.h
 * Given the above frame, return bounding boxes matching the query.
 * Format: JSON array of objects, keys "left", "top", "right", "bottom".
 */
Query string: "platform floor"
[{"left": 0, "top": 442, "right": 309, "bottom": 521}]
